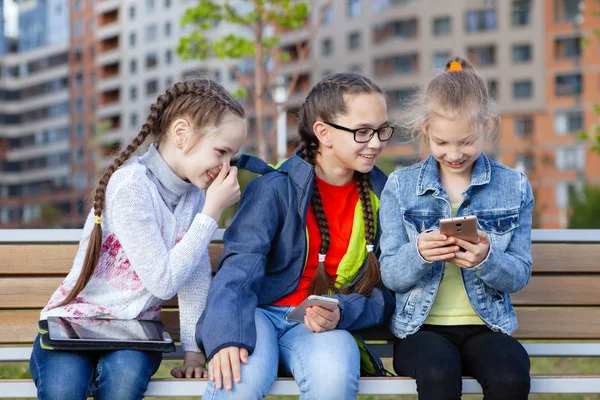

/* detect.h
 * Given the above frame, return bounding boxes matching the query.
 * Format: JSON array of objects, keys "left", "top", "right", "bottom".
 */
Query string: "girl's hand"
[
  {"left": 448, "top": 231, "right": 490, "bottom": 268},
  {"left": 202, "top": 162, "right": 241, "bottom": 221},
  {"left": 417, "top": 230, "right": 460, "bottom": 262},
  {"left": 171, "top": 351, "right": 208, "bottom": 379},
  {"left": 304, "top": 305, "right": 340, "bottom": 332},
  {"left": 208, "top": 346, "right": 249, "bottom": 391}
]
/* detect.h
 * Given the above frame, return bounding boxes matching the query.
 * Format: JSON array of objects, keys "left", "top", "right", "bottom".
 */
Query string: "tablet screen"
[{"left": 48, "top": 317, "right": 170, "bottom": 343}]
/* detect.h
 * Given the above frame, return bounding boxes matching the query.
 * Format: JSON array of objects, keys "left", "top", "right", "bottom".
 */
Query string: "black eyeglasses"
[{"left": 323, "top": 121, "right": 395, "bottom": 143}]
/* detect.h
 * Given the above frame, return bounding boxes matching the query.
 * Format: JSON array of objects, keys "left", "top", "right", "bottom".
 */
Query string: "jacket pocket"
[
  {"left": 402, "top": 211, "right": 445, "bottom": 241},
  {"left": 476, "top": 209, "right": 520, "bottom": 250}
]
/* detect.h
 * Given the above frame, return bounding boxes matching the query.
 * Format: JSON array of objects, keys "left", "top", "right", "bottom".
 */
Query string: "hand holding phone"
[
  {"left": 448, "top": 230, "right": 490, "bottom": 269},
  {"left": 285, "top": 295, "right": 340, "bottom": 326},
  {"left": 439, "top": 215, "right": 479, "bottom": 244},
  {"left": 417, "top": 230, "right": 461, "bottom": 263}
]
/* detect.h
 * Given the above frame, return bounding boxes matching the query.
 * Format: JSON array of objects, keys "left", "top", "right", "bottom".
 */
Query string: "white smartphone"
[
  {"left": 285, "top": 295, "right": 340, "bottom": 323},
  {"left": 439, "top": 215, "right": 479, "bottom": 244}
]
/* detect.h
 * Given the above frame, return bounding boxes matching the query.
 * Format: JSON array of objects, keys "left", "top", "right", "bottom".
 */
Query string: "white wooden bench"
[{"left": 1, "top": 229, "right": 600, "bottom": 396}]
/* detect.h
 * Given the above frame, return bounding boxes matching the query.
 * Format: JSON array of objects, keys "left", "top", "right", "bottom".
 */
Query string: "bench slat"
[
  {"left": 3, "top": 308, "right": 600, "bottom": 344},
  {"left": 2, "top": 243, "right": 600, "bottom": 275},
  {"left": 0, "top": 244, "right": 224, "bottom": 275},
  {"left": 5, "top": 274, "right": 600, "bottom": 310}
]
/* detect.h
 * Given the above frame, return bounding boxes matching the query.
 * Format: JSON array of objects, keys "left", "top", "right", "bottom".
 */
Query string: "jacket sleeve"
[
  {"left": 469, "top": 173, "right": 534, "bottom": 293},
  {"left": 332, "top": 286, "right": 395, "bottom": 331},
  {"left": 198, "top": 178, "right": 283, "bottom": 361},
  {"left": 379, "top": 173, "right": 435, "bottom": 293}
]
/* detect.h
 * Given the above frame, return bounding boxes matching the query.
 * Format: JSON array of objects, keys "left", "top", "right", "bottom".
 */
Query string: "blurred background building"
[{"left": 0, "top": 0, "right": 598, "bottom": 228}]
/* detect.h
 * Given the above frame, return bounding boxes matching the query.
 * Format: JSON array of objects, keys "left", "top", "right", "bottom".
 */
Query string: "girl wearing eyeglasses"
[{"left": 198, "top": 73, "right": 396, "bottom": 399}]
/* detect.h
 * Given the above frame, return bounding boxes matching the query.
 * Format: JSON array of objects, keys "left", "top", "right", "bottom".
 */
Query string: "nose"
[
  {"left": 448, "top": 146, "right": 462, "bottom": 161},
  {"left": 367, "top": 134, "right": 385, "bottom": 150}
]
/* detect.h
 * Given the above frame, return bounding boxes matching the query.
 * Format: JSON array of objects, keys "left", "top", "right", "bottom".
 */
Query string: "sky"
[{"left": 4, "top": 0, "right": 18, "bottom": 37}]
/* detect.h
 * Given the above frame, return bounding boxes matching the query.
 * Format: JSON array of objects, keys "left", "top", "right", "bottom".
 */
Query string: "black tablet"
[{"left": 47, "top": 316, "right": 173, "bottom": 344}]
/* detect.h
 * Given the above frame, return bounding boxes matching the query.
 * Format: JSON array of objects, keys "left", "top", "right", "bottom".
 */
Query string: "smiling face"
[
  {"left": 426, "top": 109, "right": 484, "bottom": 179},
  {"left": 319, "top": 92, "right": 389, "bottom": 176},
  {"left": 178, "top": 114, "right": 247, "bottom": 189}
]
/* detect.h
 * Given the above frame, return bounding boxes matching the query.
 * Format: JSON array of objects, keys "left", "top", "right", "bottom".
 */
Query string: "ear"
[
  {"left": 171, "top": 118, "right": 192, "bottom": 150},
  {"left": 313, "top": 120, "right": 332, "bottom": 148},
  {"left": 420, "top": 119, "right": 429, "bottom": 142}
]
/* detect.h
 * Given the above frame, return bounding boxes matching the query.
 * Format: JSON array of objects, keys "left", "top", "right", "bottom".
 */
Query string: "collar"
[
  {"left": 416, "top": 153, "right": 491, "bottom": 196},
  {"left": 140, "top": 144, "right": 194, "bottom": 197}
]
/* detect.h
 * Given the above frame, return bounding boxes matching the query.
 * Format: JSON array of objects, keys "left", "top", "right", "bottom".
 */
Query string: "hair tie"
[
  {"left": 366, "top": 244, "right": 374, "bottom": 253},
  {"left": 93, "top": 216, "right": 102, "bottom": 225},
  {"left": 318, "top": 253, "right": 326, "bottom": 263},
  {"left": 448, "top": 61, "right": 462, "bottom": 72}
]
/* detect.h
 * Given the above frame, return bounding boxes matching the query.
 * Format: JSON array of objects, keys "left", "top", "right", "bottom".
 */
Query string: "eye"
[
  {"left": 436, "top": 141, "right": 447, "bottom": 146},
  {"left": 216, "top": 149, "right": 226, "bottom": 155},
  {"left": 355, "top": 128, "right": 372, "bottom": 137}
]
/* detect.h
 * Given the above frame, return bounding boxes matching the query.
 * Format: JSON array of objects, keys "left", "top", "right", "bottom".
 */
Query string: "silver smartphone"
[
  {"left": 285, "top": 295, "right": 340, "bottom": 323},
  {"left": 439, "top": 215, "right": 479, "bottom": 244}
]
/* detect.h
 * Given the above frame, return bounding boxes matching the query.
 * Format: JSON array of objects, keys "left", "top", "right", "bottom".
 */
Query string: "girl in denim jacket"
[
  {"left": 200, "top": 73, "right": 395, "bottom": 399},
  {"left": 380, "top": 57, "right": 533, "bottom": 399}
]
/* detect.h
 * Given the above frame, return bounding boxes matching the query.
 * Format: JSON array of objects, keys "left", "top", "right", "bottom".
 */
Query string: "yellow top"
[{"left": 424, "top": 204, "right": 485, "bottom": 326}]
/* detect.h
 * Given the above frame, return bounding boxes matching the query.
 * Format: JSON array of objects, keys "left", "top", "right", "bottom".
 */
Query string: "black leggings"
[{"left": 393, "top": 325, "right": 530, "bottom": 400}]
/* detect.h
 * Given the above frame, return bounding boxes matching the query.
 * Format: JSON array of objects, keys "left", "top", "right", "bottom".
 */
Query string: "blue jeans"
[
  {"left": 29, "top": 334, "right": 162, "bottom": 400},
  {"left": 203, "top": 306, "right": 360, "bottom": 400}
]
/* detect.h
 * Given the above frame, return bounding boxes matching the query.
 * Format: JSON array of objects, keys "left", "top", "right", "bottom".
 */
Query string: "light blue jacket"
[{"left": 379, "top": 153, "right": 534, "bottom": 338}]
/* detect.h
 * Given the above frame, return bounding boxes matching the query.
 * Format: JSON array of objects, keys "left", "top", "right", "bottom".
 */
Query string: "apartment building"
[{"left": 275, "top": 0, "right": 598, "bottom": 228}]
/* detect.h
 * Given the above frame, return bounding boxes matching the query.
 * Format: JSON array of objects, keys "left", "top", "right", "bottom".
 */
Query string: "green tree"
[
  {"left": 568, "top": 184, "right": 600, "bottom": 228},
  {"left": 177, "top": 0, "right": 332, "bottom": 161}
]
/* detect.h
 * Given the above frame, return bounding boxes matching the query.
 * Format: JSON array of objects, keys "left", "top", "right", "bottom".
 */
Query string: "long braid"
[
  {"left": 353, "top": 173, "right": 382, "bottom": 296},
  {"left": 54, "top": 79, "right": 244, "bottom": 308}
]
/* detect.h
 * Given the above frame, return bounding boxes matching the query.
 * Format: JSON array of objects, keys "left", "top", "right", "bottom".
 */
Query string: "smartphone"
[
  {"left": 439, "top": 215, "right": 478, "bottom": 244},
  {"left": 285, "top": 295, "right": 340, "bottom": 323}
]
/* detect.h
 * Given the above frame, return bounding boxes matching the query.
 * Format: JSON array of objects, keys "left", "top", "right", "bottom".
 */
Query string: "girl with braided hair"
[
  {"left": 380, "top": 57, "right": 532, "bottom": 398},
  {"left": 199, "top": 73, "right": 395, "bottom": 399},
  {"left": 30, "top": 78, "right": 246, "bottom": 399}
]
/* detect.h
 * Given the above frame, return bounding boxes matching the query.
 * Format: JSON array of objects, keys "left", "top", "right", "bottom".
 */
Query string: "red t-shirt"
[{"left": 273, "top": 176, "right": 359, "bottom": 307}]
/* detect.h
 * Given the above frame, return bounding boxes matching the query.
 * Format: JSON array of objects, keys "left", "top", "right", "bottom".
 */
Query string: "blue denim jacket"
[
  {"left": 198, "top": 152, "right": 395, "bottom": 361},
  {"left": 379, "top": 153, "right": 534, "bottom": 338}
]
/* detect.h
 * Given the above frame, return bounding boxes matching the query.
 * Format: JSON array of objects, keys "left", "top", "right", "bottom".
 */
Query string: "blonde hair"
[{"left": 399, "top": 56, "right": 500, "bottom": 143}]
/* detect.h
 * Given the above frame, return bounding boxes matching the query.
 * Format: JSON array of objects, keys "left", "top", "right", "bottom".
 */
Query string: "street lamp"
[{"left": 273, "top": 76, "right": 288, "bottom": 162}]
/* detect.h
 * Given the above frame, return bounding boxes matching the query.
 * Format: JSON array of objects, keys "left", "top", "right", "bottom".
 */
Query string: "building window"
[
  {"left": 322, "top": 5, "right": 333, "bottom": 25},
  {"left": 75, "top": 97, "right": 84, "bottom": 114},
  {"left": 554, "top": 110, "right": 584, "bottom": 135},
  {"left": 387, "top": 88, "right": 415, "bottom": 110},
  {"left": 374, "top": 53, "right": 419, "bottom": 76},
  {"left": 374, "top": 18, "right": 418, "bottom": 44},
  {"left": 74, "top": 20, "right": 84, "bottom": 39},
  {"left": 129, "top": 5, "right": 136, "bottom": 19},
  {"left": 348, "top": 0, "right": 361, "bottom": 18},
  {"left": 321, "top": 38, "right": 333, "bottom": 56},
  {"left": 76, "top": 122, "right": 84, "bottom": 139},
  {"left": 554, "top": 37, "right": 581, "bottom": 58},
  {"left": 164, "top": 22, "right": 172, "bottom": 37},
  {"left": 130, "top": 59, "right": 137, "bottom": 73},
  {"left": 129, "top": 32, "right": 136, "bottom": 47},
  {"left": 130, "top": 112, "right": 138, "bottom": 128},
  {"left": 74, "top": 0, "right": 83, "bottom": 12},
  {"left": 75, "top": 72, "right": 83, "bottom": 89},
  {"left": 432, "top": 51, "right": 451, "bottom": 69},
  {"left": 165, "top": 50, "right": 173, "bottom": 65},
  {"left": 164, "top": 0, "right": 171, "bottom": 8},
  {"left": 433, "top": 16, "right": 452, "bottom": 36},
  {"left": 514, "top": 152, "right": 535, "bottom": 173},
  {"left": 166, "top": 77, "right": 173, "bottom": 88},
  {"left": 512, "top": 44, "right": 532, "bottom": 63},
  {"left": 130, "top": 86, "right": 137, "bottom": 100},
  {"left": 555, "top": 145, "right": 585, "bottom": 171},
  {"left": 146, "top": 53, "right": 158, "bottom": 69},
  {"left": 146, "top": 80, "right": 158, "bottom": 95},
  {"left": 146, "top": 0, "right": 155, "bottom": 13},
  {"left": 487, "top": 79, "right": 498, "bottom": 100},
  {"left": 555, "top": 73, "right": 582, "bottom": 96},
  {"left": 514, "top": 117, "right": 534, "bottom": 137},
  {"left": 146, "top": 24, "right": 157, "bottom": 42},
  {"left": 513, "top": 80, "right": 533, "bottom": 99},
  {"left": 348, "top": 32, "right": 361, "bottom": 50},
  {"left": 554, "top": 0, "right": 581, "bottom": 23},
  {"left": 465, "top": 9, "right": 496, "bottom": 32},
  {"left": 348, "top": 64, "right": 362, "bottom": 74},
  {"left": 467, "top": 45, "right": 496, "bottom": 67},
  {"left": 512, "top": 0, "right": 531, "bottom": 26}
]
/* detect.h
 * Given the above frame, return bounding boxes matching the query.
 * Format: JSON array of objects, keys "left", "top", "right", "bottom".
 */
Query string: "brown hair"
[
  {"left": 399, "top": 56, "right": 500, "bottom": 143},
  {"left": 55, "top": 79, "right": 244, "bottom": 308},
  {"left": 298, "top": 72, "right": 384, "bottom": 297}
]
